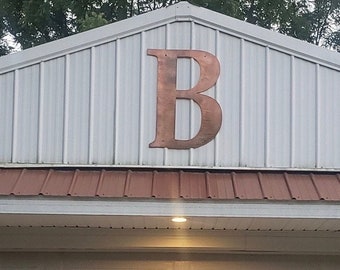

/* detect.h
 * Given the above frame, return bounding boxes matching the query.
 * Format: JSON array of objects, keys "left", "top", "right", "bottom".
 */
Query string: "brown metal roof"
[{"left": 1, "top": 168, "right": 340, "bottom": 201}]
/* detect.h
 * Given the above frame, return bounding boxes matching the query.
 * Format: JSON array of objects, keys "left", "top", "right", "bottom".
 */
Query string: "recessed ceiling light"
[{"left": 171, "top": 217, "right": 187, "bottom": 223}]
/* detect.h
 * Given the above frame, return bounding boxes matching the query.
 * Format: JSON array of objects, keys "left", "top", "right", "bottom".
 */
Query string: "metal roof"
[{"left": 1, "top": 168, "right": 340, "bottom": 201}]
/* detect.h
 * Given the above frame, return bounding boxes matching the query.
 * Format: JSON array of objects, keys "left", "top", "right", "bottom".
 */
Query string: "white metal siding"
[
  {"left": 116, "top": 34, "right": 141, "bottom": 165},
  {"left": 319, "top": 67, "right": 340, "bottom": 168},
  {"left": 92, "top": 42, "right": 116, "bottom": 164},
  {"left": 15, "top": 65, "right": 40, "bottom": 163},
  {"left": 0, "top": 72, "right": 14, "bottom": 162},
  {"left": 168, "top": 22, "right": 192, "bottom": 166},
  {"left": 40, "top": 57, "right": 65, "bottom": 163},
  {"left": 216, "top": 33, "right": 241, "bottom": 167},
  {"left": 0, "top": 16, "right": 339, "bottom": 169},
  {"left": 242, "top": 41, "right": 266, "bottom": 167},
  {"left": 191, "top": 24, "right": 217, "bottom": 166},
  {"left": 267, "top": 50, "right": 291, "bottom": 167}
]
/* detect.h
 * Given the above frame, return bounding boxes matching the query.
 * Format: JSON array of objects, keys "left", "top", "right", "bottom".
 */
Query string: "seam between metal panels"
[
  {"left": 264, "top": 47, "right": 270, "bottom": 167},
  {"left": 67, "top": 169, "right": 79, "bottom": 195},
  {"left": 315, "top": 64, "right": 320, "bottom": 168},
  {"left": 37, "top": 62, "right": 44, "bottom": 163},
  {"left": 214, "top": 29, "right": 220, "bottom": 167},
  {"left": 95, "top": 169, "right": 105, "bottom": 196},
  {"left": 239, "top": 39, "right": 245, "bottom": 166},
  {"left": 163, "top": 24, "right": 171, "bottom": 166},
  {"left": 11, "top": 69, "right": 19, "bottom": 163},
  {"left": 62, "top": 54, "right": 70, "bottom": 164},
  {"left": 310, "top": 173, "right": 322, "bottom": 200},
  {"left": 290, "top": 55, "right": 295, "bottom": 168},
  {"left": 113, "top": 39, "right": 120, "bottom": 163},
  {"left": 138, "top": 32, "right": 146, "bottom": 165},
  {"left": 189, "top": 21, "right": 195, "bottom": 166},
  {"left": 88, "top": 47, "right": 96, "bottom": 164},
  {"left": 39, "top": 169, "right": 52, "bottom": 195}
]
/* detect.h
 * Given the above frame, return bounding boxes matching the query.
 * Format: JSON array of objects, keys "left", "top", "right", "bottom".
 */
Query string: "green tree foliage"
[
  {"left": 0, "top": 0, "right": 339, "bottom": 56},
  {"left": 306, "top": 0, "right": 340, "bottom": 51},
  {"left": 0, "top": 23, "right": 12, "bottom": 56}
]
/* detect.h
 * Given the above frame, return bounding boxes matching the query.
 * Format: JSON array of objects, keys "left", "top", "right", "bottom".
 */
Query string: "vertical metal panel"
[
  {"left": 138, "top": 32, "right": 146, "bottom": 165},
  {"left": 0, "top": 72, "right": 14, "bottom": 162},
  {"left": 292, "top": 58, "right": 316, "bottom": 167},
  {"left": 40, "top": 57, "right": 65, "bottom": 163},
  {"left": 88, "top": 47, "right": 95, "bottom": 163},
  {"left": 190, "top": 23, "right": 216, "bottom": 166},
  {"left": 189, "top": 22, "right": 200, "bottom": 145},
  {"left": 166, "top": 22, "right": 192, "bottom": 166},
  {"left": 241, "top": 41, "right": 266, "bottom": 167},
  {"left": 318, "top": 66, "right": 340, "bottom": 168},
  {"left": 67, "top": 50, "right": 91, "bottom": 163},
  {"left": 15, "top": 65, "right": 40, "bottom": 162},
  {"left": 215, "top": 33, "right": 241, "bottom": 167},
  {"left": 91, "top": 42, "right": 116, "bottom": 164},
  {"left": 267, "top": 50, "right": 291, "bottom": 167},
  {"left": 115, "top": 34, "right": 141, "bottom": 165},
  {"left": 142, "top": 26, "right": 166, "bottom": 165}
]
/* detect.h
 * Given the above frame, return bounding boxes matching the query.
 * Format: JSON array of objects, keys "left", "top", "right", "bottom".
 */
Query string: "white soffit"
[
  {"left": 0, "top": 198, "right": 339, "bottom": 231},
  {"left": 0, "top": 227, "right": 340, "bottom": 254}
]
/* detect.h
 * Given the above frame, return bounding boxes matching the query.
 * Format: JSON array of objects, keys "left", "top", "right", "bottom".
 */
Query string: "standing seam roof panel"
[
  {"left": 232, "top": 173, "right": 263, "bottom": 199},
  {"left": 1, "top": 169, "right": 340, "bottom": 201},
  {"left": 285, "top": 174, "right": 320, "bottom": 200},
  {"left": 258, "top": 173, "right": 291, "bottom": 200},
  {"left": 206, "top": 173, "right": 235, "bottom": 199},
  {"left": 96, "top": 170, "right": 127, "bottom": 197}
]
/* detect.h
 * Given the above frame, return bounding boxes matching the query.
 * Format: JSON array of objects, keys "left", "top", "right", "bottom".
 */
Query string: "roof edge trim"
[
  {"left": 2, "top": 163, "right": 340, "bottom": 173},
  {"left": 1, "top": 198, "right": 340, "bottom": 219},
  {"left": 1, "top": 2, "right": 340, "bottom": 73}
]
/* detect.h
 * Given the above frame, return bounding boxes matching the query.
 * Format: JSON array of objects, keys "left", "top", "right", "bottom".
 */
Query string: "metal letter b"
[{"left": 148, "top": 49, "right": 222, "bottom": 149}]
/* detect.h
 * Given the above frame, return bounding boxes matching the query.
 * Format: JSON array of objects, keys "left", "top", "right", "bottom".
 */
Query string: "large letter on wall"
[{"left": 148, "top": 49, "right": 222, "bottom": 149}]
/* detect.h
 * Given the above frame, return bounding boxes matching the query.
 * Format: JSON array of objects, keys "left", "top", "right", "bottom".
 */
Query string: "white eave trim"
[
  {"left": 1, "top": 197, "right": 340, "bottom": 219},
  {"left": 1, "top": 197, "right": 340, "bottom": 231},
  {"left": 1, "top": 2, "right": 339, "bottom": 74}
]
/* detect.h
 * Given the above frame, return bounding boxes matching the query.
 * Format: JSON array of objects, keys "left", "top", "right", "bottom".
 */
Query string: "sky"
[{"left": 4, "top": 33, "right": 21, "bottom": 53}]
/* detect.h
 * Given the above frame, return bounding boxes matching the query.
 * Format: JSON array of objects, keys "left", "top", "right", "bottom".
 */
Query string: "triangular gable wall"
[{"left": 0, "top": 2, "right": 339, "bottom": 169}]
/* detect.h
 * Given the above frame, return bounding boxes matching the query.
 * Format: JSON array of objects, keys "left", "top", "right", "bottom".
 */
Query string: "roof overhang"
[{"left": 1, "top": 197, "right": 339, "bottom": 231}]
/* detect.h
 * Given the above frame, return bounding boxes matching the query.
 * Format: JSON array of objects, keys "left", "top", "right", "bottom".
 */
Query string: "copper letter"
[{"left": 148, "top": 49, "right": 222, "bottom": 149}]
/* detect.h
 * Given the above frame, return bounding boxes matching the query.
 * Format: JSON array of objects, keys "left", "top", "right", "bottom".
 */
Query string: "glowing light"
[{"left": 171, "top": 217, "right": 187, "bottom": 223}]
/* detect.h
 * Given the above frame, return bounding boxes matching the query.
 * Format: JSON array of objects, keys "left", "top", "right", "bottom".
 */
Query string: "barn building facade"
[{"left": 0, "top": 2, "right": 340, "bottom": 269}]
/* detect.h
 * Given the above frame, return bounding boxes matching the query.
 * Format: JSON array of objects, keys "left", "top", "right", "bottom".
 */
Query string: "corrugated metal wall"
[{"left": 0, "top": 21, "right": 339, "bottom": 169}]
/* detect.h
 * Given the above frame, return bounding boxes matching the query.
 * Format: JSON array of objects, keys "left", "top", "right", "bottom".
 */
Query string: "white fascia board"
[
  {"left": 1, "top": 2, "right": 339, "bottom": 74},
  {"left": 0, "top": 4, "right": 178, "bottom": 73},
  {"left": 1, "top": 197, "right": 340, "bottom": 220},
  {"left": 189, "top": 5, "right": 340, "bottom": 70},
  {"left": 3, "top": 163, "right": 340, "bottom": 173}
]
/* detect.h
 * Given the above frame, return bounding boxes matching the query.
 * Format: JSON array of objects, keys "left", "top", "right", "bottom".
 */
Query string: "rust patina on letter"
[{"left": 148, "top": 49, "right": 222, "bottom": 149}]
